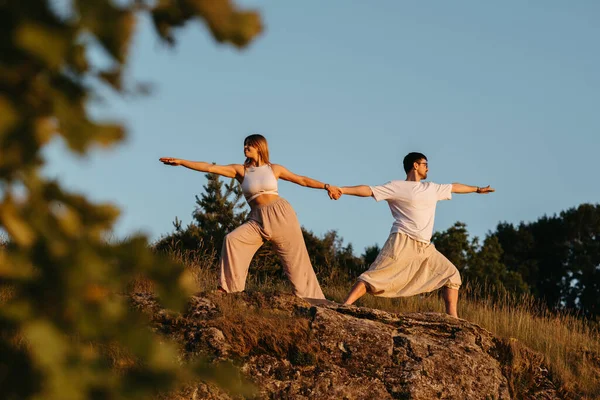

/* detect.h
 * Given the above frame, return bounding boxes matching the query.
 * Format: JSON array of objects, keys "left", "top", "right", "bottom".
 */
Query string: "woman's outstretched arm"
[
  {"left": 272, "top": 164, "right": 342, "bottom": 199},
  {"left": 159, "top": 158, "right": 244, "bottom": 180}
]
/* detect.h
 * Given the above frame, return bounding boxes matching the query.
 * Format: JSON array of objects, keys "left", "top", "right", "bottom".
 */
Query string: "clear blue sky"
[{"left": 43, "top": 1, "right": 599, "bottom": 254}]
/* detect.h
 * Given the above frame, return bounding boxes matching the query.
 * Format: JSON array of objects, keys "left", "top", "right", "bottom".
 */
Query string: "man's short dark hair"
[{"left": 403, "top": 152, "right": 427, "bottom": 174}]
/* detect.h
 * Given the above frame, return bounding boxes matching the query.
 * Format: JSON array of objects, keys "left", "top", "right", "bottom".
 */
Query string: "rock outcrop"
[{"left": 131, "top": 291, "right": 565, "bottom": 399}]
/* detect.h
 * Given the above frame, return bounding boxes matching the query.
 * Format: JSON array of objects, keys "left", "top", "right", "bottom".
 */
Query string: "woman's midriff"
[{"left": 248, "top": 193, "right": 280, "bottom": 209}]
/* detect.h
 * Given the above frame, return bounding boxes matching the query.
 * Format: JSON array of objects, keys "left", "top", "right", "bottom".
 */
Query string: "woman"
[{"left": 160, "top": 134, "right": 341, "bottom": 302}]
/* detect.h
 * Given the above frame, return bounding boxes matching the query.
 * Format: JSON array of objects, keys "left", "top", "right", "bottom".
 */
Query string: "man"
[{"left": 336, "top": 152, "right": 494, "bottom": 317}]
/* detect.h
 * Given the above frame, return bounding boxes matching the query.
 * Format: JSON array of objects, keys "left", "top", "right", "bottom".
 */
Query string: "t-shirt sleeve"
[
  {"left": 370, "top": 181, "right": 397, "bottom": 202},
  {"left": 434, "top": 183, "right": 453, "bottom": 201}
]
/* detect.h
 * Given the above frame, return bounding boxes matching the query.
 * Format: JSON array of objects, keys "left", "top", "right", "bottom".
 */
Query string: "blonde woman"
[{"left": 160, "top": 134, "right": 341, "bottom": 302}]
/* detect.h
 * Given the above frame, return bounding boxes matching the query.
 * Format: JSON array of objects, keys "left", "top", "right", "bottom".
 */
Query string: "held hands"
[
  {"left": 476, "top": 185, "right": 495, "bottom": 194},
  {"left": 327, "top": 185, "right": 342, "bottom": 200},
  {"left": 159, "top": 157, "right": 182, "bottom": 166}
]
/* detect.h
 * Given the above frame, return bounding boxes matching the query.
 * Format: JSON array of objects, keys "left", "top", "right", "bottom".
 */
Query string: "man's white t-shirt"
[{"left": 370, "top": 180, "right": 453, "bottom": 244}]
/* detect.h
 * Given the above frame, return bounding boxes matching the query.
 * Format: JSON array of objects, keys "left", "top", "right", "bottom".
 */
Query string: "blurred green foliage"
[{"left": 0, "top": 1, "right": 261, "bottom": 398}]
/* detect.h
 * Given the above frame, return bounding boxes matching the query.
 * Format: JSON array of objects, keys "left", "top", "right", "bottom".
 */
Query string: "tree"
[
  {"left": 493, "top": 217, "right": 569, "bottom": 309},
  {"left": 561, "top": 204, "right": 600, "bottom": 316},
  {"left": 492, "top": 222, "right": 538, "bottom": 288},
  {"left": 433, "top": 222, "right": 528, "bottom": 297},
  {"left": 0, "top": 1, "right": 262, "bottom": 398},
  {"left": 155, "top": 172, "right": 248, "bottom": 258},
  {"left": 431, "top": 222, "right": 474, "bottom": 270},
  {"left": 301, "top": 229, "right": 364, "bottom": 283},
  {"left": 468, "top": 235, "right": 529, "bottom": 296},
  {"left": 362, "top": 244, "right": 381, "bottom": 267},
  {"left": 493, "top": 207, "right": 600, "bottom": 315},
  {"left": 193, "top": 172, "right": 248, "bottom": 254}
]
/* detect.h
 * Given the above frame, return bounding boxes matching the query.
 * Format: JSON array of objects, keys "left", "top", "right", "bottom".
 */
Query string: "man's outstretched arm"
[
  {"left": 452, "top": 183, "right": 495, "bottom": 194},
  {"left": 341, "top": 185, "right": 373, "bottom": 197}
]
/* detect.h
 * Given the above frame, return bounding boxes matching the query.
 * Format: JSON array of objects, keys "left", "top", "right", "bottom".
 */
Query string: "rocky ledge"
[{"left": 131, "top": 291, "right": 567, "bottom": 400}]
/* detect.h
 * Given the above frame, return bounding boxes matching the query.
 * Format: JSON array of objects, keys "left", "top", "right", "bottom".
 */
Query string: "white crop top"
[{"left": 241, "top": 164, "right": 279, "bottom": 202}]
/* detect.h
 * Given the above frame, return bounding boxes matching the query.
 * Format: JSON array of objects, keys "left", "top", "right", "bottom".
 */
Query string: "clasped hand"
[{"left": 326, "top": 186, "right": 342, "bottom": 200}]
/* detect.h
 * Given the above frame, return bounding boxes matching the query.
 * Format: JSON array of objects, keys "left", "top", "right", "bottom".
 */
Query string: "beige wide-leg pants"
[
  {"left": 359, "top": 232, "right": 462, "bottom": 297},
  {"left": 218, "top": 198, "right": 326, "bottom": 301}
]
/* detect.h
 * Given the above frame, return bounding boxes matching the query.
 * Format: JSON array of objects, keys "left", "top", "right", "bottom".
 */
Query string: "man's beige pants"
[
  {"left": 219, "top": 198, "right": 326, "bottom": 301},
  {"left": 359, "top": 232, "right": 462, "bottom": 297}
]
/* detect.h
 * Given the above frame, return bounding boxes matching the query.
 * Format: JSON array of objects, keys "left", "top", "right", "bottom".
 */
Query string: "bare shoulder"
[
  {"left": 230, "top": 164, "right": 245, "bottom": 183},
  {"left": 230, "top": 163, "right": 245, "bottom": 173},
  {"left": 269, "top": 163, "right": 286, "bottom": 177}
]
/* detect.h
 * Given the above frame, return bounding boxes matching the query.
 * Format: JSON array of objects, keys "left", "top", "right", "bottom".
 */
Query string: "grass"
[
  {"left": 327, "top": 282, "right": 600, "bottom": 398},
  {"left": 156, "top": 248, "right": 600, "bottom": 399},
  {"left": 208, "top": 294, "right": 319, "bottom": 362},
  {"left": 3, "top": 241, "right": 599, "bottom": 399}
]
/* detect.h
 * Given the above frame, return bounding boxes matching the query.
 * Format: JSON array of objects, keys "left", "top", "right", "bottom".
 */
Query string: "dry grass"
[
  {"left": 128, "top": 247, "right": 221, "bottom": 295},
  {"left": 325, "top": 282, "right": 600, "bottom": 399},
  {"left": 4, "top": 236, "right": 598, "bottom": 398},
  {"left": 159, "top": 250, "right": 600, "bottom": 399},
  {"left": 157, "top": 248, "right": 319, "bottom": 360},
  {"left": 208, "top": 294, "right": 319, "bottom": 364},
  {"left": 458, "top": 287, "right": 600, "bottom": 398}
]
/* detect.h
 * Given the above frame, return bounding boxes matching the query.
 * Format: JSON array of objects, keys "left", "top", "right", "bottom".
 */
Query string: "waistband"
[
  {"left": 393, "top": 232, "right": 431, "bottom": 247},
  {"left": 250, "top": 196, "right": 289, "bottom": 211}
]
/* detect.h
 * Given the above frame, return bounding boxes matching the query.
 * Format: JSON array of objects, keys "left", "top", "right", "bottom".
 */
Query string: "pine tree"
[
  {"left": 192, "top": 172, "right": 248, "bottom": 254},
  {"left": 154, "top": 172, "right": 248, "bottom": 260}
]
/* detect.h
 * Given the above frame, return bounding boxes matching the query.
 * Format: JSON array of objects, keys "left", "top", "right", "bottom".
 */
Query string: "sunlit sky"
[{"left": 43, "top": 1, "right": 599, "bottom": 254}]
